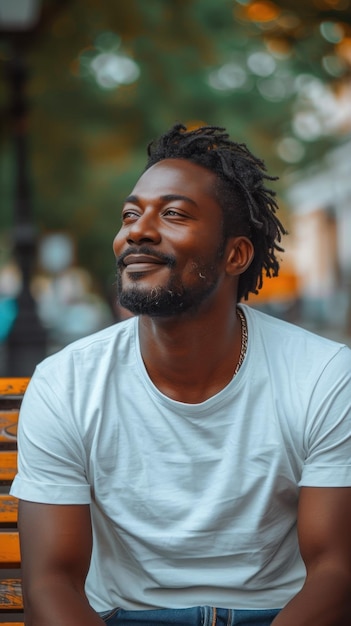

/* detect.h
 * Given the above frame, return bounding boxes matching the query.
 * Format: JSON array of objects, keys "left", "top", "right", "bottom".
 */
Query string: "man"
[{"left": 11, "top": 124, "right": 351, "bottom": 626}]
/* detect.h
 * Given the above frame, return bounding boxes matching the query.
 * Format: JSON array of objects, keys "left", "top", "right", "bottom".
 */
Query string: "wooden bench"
[{"left": 0, "top": 377, "right": 30, "bottom": 626}]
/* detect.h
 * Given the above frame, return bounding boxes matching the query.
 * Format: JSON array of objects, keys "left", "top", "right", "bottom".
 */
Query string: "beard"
[{"left": 115, "top": 245, "right": 224, "bottom": 317}]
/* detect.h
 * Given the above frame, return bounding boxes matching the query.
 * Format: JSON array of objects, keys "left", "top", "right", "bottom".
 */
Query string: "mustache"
[{"left": 116, "top": 246, "right": 176, "bottom": 269}]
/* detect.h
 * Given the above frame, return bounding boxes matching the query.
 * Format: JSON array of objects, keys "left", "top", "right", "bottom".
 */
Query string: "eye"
[
  {"left": 163, "top": 207, "right": 186, "bottom": 218},
  {"left": 122, "top": 208, "right": 140, "bottom": 222}
]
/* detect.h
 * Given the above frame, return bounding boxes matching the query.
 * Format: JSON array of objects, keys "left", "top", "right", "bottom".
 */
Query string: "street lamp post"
[{"left": 0, "top": 0, "right": 47, "bottom": 376}]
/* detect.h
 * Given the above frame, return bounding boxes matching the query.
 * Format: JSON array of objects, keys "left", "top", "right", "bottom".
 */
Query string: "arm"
[
  {"left": 18, "top": 500, "right": 105, "bottom": 626},
  {"left": 272, "top": 486, "right": 351, "bottom": 626}
]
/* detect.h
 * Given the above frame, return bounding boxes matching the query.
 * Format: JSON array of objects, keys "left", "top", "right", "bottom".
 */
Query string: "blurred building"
[{"left": 286, "top": 138, "right": 351, "bottom": 338}]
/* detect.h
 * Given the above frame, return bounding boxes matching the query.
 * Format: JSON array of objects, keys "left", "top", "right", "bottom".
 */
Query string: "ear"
[{"left": 225, "top": 236, "right": 254, "bottom": 276}]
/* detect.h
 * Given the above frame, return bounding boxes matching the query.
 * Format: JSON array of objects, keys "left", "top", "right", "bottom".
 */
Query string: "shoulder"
[
  {"left": 242, "top": 304, "right": 350, "bottom": 355},
  {"left": 241, "top": 304, "right": 351, "bottom": 382},
  {"left": 20, "top": 318, "right": 138, "bottom": 431},
  {"left": 32, "top": 317, "right": 137, "bottom": 392}
]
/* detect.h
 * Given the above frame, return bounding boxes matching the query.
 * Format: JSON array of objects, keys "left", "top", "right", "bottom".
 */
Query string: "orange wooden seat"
[
  {"left": 0, "top": 451, "right": 18, "bottom": 484},
  {"left": 0, "top": 411, "right": 18, "bottom": 443},
  {"left": 0, "top": 378, "right": 30, "bottom": 397},
  {"left": 0, "top": 378, "right": 29, "bottom": 626},
  {"left": 0, "top": 578, "right": 23, "bottom": 609},
  {"left": 0, "top": 495, "right": 18, "bottom": 525},
  {"left": 0, "top": 531, "right": 21, "bottom": 566}
]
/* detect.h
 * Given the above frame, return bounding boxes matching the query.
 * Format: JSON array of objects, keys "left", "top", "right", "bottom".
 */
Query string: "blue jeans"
[{"left": 100, "top": 606, "right": 281, "bottom": 625}]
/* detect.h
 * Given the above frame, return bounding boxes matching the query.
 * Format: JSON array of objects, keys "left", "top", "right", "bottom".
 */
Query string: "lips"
[
  {"left": 122, "top": 254, "right": 167, "bottom": 273},
  {"left": 123, "top": 254, "right": 165, "bottom": 266}
]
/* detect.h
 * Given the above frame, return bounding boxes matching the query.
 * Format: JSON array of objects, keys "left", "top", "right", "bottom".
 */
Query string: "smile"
[{"left": 123, "top": 254, "right": 167, "bottom": 273}]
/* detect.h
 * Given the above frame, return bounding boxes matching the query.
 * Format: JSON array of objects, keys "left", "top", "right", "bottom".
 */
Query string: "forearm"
[
  {"left": 272, "top": 568, "right": 351, "bottom": 626},
  {"left": 23, "top": 579, "right": 105, "bottom": 626}
]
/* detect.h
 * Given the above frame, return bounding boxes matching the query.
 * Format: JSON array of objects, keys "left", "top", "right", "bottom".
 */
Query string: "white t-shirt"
[{"left": 11, "top": 305, "right": 351, "bottom": 612}]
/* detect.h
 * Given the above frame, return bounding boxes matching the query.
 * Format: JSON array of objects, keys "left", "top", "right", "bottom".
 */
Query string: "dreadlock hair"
[{"left": 145, "top": 123, "right": 287, "bottom": 302}]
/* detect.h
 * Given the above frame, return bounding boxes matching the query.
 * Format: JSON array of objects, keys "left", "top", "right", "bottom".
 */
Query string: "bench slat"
[
  {"left": 0, "top": 532, "right": 20, "bottom": 566},
  {"left": 0, "top": 495, "right": 18, "bottom": 525},
  {"left": 0, "top": 378, "right": 30, "bottom": 398},
  {"left": 0, "top": 578, "right": 23, "bottom": 609},
  {"left": 0, "top": 451, "right": 17, "bottom": 483},
  {"left": 0, "top": 410, "right": 19, "bottom": 444}
]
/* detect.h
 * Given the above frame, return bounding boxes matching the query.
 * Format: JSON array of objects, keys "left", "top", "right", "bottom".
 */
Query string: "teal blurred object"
[{"left": 0, "top": 298, "right": 17, "bottom": 341}]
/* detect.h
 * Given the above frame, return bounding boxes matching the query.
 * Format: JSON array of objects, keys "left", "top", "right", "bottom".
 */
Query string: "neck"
[{"left": 137, "top": 301, "right": 245, "bottom": 403}]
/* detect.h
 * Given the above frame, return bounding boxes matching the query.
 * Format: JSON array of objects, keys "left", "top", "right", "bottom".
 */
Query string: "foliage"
[{"left": 0, "top": 0, "right": 350, "bottom": 298}]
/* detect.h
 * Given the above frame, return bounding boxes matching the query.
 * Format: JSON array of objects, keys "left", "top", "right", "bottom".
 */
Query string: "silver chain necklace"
[{"left": 233, "top": 307, "right": 248, "bottom": 377}]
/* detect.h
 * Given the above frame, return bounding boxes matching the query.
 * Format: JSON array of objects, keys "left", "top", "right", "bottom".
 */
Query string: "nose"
[
  {"left": 125, "top": 210, "right": 161, "bottom": 245},
  {"left": 113, "top": 208, "right": 161, "bottom": 257}
]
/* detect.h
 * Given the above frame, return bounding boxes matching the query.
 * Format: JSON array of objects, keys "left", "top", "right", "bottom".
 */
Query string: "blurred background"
[{"left": 1, "top": 0, "right": 351, "bottom": 375}]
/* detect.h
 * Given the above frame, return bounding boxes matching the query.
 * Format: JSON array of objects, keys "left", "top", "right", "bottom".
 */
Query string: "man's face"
[{"left": 113, "top": 159, "right": 229, "bottom": 317}]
